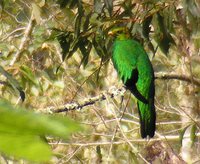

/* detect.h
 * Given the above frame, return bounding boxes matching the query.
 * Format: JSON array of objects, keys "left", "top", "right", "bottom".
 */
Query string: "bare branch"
[
  {"left": 155, "top": 72, "right": 200, "bottom": 87},
  {"left": 49, "top": 132, "right": 200, "bottom": 146},
  {"left": 9, "top": 14, "right": 36, "bottom": 66}
]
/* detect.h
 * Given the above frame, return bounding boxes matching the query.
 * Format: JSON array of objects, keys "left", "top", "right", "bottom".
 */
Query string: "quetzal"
[{"left": 109, "top": 27, "right": 156, "bottom": 138}]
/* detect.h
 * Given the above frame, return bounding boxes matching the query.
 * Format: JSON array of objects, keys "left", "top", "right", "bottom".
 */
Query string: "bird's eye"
[{"left": 116, "top": 31, "right": 121, "bottom": 35}]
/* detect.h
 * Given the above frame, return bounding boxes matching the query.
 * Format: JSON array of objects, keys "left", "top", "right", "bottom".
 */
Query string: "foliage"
[
  {"left": 0, "top": 0, "right": 200, "bottom": 163},
  {"left": 0, "top": 100, "right": 81, "bottom": 162}
]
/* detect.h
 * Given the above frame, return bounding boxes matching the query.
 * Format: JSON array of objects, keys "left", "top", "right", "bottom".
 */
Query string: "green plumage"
[{"left": 110, "top": 27, "right": 156, "bottom": 138}]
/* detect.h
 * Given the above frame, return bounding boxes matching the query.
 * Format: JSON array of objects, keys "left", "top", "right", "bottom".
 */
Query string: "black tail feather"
[{"left": 138, "top": 101, "right": 156, "bottom": 138}]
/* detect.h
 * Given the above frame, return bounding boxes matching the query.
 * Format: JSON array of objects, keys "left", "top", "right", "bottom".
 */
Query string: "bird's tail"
[{"left": 137, "top": 98, "right": 156, "bottom": 138}]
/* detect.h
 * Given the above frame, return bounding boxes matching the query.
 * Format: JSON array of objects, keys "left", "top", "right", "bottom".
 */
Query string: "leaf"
[
  {"left": 190, "top": 124, "right": 197, "bottom": 146},
  {"left": 0, "top": 134, "right": 51, "bottom": 162},
  {"left": 67, "top": 37, "right": 80, "bottom": 59},
  {"left": 0, "top": 66, "right": 25, "bottom": 101},
  {"left": 69, "top": 0, "right": 79, "bottom": 8},
  {"left": 92, "top": 35, "right": 107, "bottom": 61},
  {"left": 179, "top": 125, "right": 190, "bottom": 146},
  {"left": 104, "top": 0, "right": 113, "bottom": 16},
  {"left": 32, "top": 3, "right": 41, "bottom": 24},
  {"left": 74, "top": 14, "right": 82, "bottom": 38},
  {"left": 94, "top": 0, "right": 103, "bottom": 14},
  {"left": 129, "top": 151, "right": 139, "bottom": 164},
  {"left": 186, "top": 0, "right": 200, "bottom": 18},
  {"left": 20, "top": 65, "right": 39, "bottom": 86},
  {"left": 153, "top": 12, "right": 175, "bottom": 55},
  {"left": 74, "top": 1, "right": 84, "bottom": 38},
  {"left": 83, "top": 12, "right": 92, "bottom": 32},
  {"left": 142, "top": 15, "right": 152, "bottom": 40},
  {"left": 79, "top": 38, "right": 92, "bottom": 67},
  {"left": 57, "top": 0, "right": 78, "bottom": 8},
  {"left": 0, "top": 100, "right": 82, "bottom": 161},
  {"left": 96, "top": 146, "right": 102, "bottom": 162},
  {"left": 0, "top": 101, "right": 82, "bottom": 138},
  {"left": 57, "top": 32, "right": 72, "bottom": 61}
]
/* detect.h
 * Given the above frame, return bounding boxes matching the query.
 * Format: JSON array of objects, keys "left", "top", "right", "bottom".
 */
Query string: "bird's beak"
[{"left": 108, "top": 31, "right": 114, "bottom": 36}]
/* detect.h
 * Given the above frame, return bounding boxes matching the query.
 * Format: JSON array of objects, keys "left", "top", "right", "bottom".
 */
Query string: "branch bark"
[
  {"left": 9, "top": 14, "right": 36, "bottom": 66},
  {"left": 39, "top": 72, "right": 200, "bottom": 113},
  {"left": 155, "top": 72, "right": 200, "bottom": 87},
  {"left": 49, "top": 132, "right": 200, "bottom": 146},
  {"left": 40, "top": 87, "right": 126, "bottom": 114}
]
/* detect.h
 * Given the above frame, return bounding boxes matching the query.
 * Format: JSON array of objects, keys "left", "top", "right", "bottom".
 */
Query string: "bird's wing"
[{"left": 112, "top": 40, "right": 138, "bottom": 83}]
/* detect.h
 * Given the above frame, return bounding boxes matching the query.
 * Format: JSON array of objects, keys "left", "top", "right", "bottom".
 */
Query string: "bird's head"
[{"left": 108, "top": 27, "right": 131, "bottom": 40}]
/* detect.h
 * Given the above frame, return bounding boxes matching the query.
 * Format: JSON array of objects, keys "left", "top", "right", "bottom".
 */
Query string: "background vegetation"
[{"left": 0, "top": 0, "right": 200, "bottom": 163}]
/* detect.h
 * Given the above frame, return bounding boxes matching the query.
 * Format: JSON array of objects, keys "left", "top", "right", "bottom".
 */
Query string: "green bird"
[{"left": 109, "top": 27, "right": 156, "bottom": 138}]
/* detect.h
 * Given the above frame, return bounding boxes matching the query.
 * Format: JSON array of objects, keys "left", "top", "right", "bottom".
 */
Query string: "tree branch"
[
  {"left": 40, "top": 87, "right": 126, "bottom": 114},
  {"left": 155, "top": 72, "right": 200, "bottom": 87},
  {"left": 40, "top": 72, "right": 200, "bottom": 113},
  {"left": 49, "top": 132, "right": 200, "bottom": 146},
  {"left": 9, "top": 14, "right": 36, "bottom": 66}
]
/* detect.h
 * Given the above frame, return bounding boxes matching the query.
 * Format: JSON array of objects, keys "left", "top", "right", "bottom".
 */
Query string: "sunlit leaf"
[
  {"left": 20, "top": 65, "right": 39, "bottom": 86},
  {"left": 0, "top": 134, "right": 51, "bottom": 162},
  {"left": 0, "top": 100, "right": 82, "bottom": 138},
  {"left": 0, "top": 66, "right": 25, "bottom": 101},
  {"left": 153, "top": 12, "right": 175, "bottom": 55},
  {"left": 94, "top": 0, "right": 103, "bottom": 14},
  {"left": 75, "top": 1, "right": 84, "bottom": 38},
  {"left": 0, "top": 100, "right": 82, "bottom": 161},
  {"left": 190, "top": 124, "right": 197, "bottom": 146},
  {"left": 32, "top": 3, "right": 41, "bottom": 24},
  {"left": 179, "top": 125, "right": 190, "bottom": 146},
  {"left": 129, "top": 151, "right": 139, "bottom": 164},
  {"left": 104, "top": 0, "right": 113, "bottom": 16}
]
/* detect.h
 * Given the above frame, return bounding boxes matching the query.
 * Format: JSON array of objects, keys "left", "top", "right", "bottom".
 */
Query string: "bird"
[{"left": 108, "top": 27, "right": 156, "bottom": 138}]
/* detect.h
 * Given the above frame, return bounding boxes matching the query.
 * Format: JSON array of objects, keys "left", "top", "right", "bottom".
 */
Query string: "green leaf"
[
  {"left": 186, "top": 0, "right": 200, "bottom": 17},
  {"left": 179, "top": 125, "right": 190, "bottom": 146},
  {"left": 79, "top": 38, "right": 92, "bottom": 67},
  {"left": 32, "top": 3, "right": 41, "bottom": 24},
  {"left": 69, "top": 0, "right": 79, "bottom": 8},
  {"left": 142, "top": 16, "right": 152, "bottom": 40},
  {"left": 94, "top": 0, "right": 103, "bottom": 14},
  {"left": 83, "top": 12, "right": 92, "bottom": 32},
  {"left": 0, "top": 100, "right": 81, "bottom": 138},
  {"left": 190, "top": 124, "right": 197, "bottom": 146},
  {"left": 96, "top": 146, "right": 102, "bottom": 162},
  {"left": 20, "top": 65, "right": 39, "bottom": 86},
  {"left": 153, "top": 12, "right": 175, "bottom": 55},
  {"left": 0, "top": 134, "right": 51, "bottom": 162},
  {"left": 104, "top": 0, "right": 113, "bottom": 16},
  {"left": 57, "top": 0, "right": 78, "bottom": 8},
  {"left": 0, "top": 66, "right": 25, "bottom": 101},
  {"left": 75, "top": 1, "right": 84, "bottom": 38},
  {"left": 0, "top": 100, "right": 82, "bottom": 161},
  {"left": 92, "top": 35, "right": 107, "bottom": 61},
  {"left": 129, "top": 151, "right": 139, "bottom": 164},
  {"left": 57, "top": 32, "right": 72, "bottom": 61}
]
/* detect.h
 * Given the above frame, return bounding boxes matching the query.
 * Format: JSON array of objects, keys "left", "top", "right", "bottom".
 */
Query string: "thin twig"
[
  {"left": 1, "top": 27, "right": 25, "bottom": 41},
  {"left": 9, "top": 13, "right": 36, "bottom": 66},
  {"left": 49, "top": 132, "right": 200, "bottom": 147}
]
